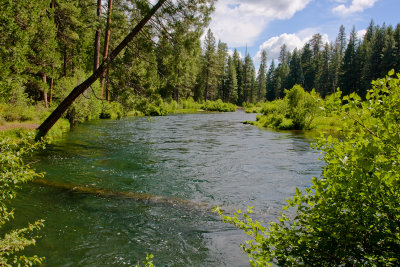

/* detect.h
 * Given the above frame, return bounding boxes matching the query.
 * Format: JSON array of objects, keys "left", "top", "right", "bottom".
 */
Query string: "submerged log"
[{"left": 33, "top": 178, "right": 210, "bottom": 211}]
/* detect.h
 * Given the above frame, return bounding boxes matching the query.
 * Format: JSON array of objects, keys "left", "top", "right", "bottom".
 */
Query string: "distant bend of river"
[{"left": 14, "top": 111, "right": 323, "bottom": 266}]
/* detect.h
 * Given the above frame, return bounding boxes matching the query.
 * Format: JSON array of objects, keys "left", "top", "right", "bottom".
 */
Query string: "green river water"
[{"left": 12, "top": 111, "right": 323, "bottom": 266}]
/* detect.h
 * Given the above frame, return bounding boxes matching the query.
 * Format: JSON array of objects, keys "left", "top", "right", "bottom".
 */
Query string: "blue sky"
[{"left": 209, "top": 0, "right": 400, "bottom": 63}]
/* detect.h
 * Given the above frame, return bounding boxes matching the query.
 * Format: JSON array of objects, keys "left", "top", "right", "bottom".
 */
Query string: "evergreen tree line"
[
  {"left": 1, "top": 1, "right": 400, "bottom": 115},
  {"left": 170, "top": 20, "right": 400, "bottom": 107},
  {"left": 199, "top": 21, "right": 400, "bottom": 106},
  {"left": 264, "top": 21, "right": 400, "bottom": 100},
  {"left": 0, "top": 0, "right": 216, "bottom": 117}
]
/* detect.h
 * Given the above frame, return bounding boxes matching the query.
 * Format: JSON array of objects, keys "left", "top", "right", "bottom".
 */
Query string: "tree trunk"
[
  {"left": 93, "top": 0, "right": 102, "bottom": 72},
  {"left": 36, "top": 0, "right": 167, "bottom": 140},
  {"left": 43, "top": 73, "right": 48, "bottom": 108},
  {"left": 100, "top": 0, "right": 112, "bottom": 100},
  {"left": 105, "top": 67, "right": 110, "bottom": 102},
  {"left": 49, "top": 0, "right": 55, "bottom": 107},
  {"left": 204, "top": 69, "right": 209, "bottom": 101},
  {"left": 63, "top": 44, "right": 67, "bottom": 77},
  {"left": 49, "top": 74, "right": 53, "bottom": 106}
]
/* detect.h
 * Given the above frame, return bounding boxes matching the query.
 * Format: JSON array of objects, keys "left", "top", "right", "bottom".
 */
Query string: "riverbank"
[
  {"left": 245, "top": 114, "right": 343, "bottom": 133},
  {"left": 0, "top": 119, "right": 70, "bottom": 140},
  {"left": 0, "top": 122, "right": 39, "bottom": 131},
  {"left": 0, "top": 98, "right": 237, "bottom": 138}
]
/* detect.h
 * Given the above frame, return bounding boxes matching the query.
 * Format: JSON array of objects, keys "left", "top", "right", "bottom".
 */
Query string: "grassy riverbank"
[
  {"left": 0, "top": 98, "right": 236, "bottom": 138},
  {"left": 130, "top": 97, "right": 237, "bottom": 116}
]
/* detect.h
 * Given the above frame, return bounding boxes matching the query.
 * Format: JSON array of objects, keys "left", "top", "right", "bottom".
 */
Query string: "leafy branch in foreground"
[
  {"left": 134, "top": 253, "right": 154, "bottom": 267},
  {"left": 216, "top": 71, "right": 400, "bottom": 266},
  {"left": 0, "top": 132, "right": 45, "bottom": 266}
]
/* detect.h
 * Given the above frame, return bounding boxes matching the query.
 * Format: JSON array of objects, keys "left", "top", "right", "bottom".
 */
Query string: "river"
[{"left": 13, "top": 111, "right": 323, "bottom": 266}]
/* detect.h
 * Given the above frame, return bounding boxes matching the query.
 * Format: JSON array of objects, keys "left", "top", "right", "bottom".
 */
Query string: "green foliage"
[
  {"left": 0, "top": 132, "right": 45, "bottom": 266},
  {"left": 285, "top": 86, "right": 320, "bottom": 129},
  {"left": 217, "top": 72, "right": 400, "bottom": 266},
  {"left": 130, "top": 96, "right": 236, "bottom": 115},
  {"left": 1, "top": 101, "right": 50, "bottom": 123},
  {"left": 178, "top": 97, "right": 202, "bottom": 110},
  {"left": 132, "top": 94, "right": 169, "bottom": 116},
  {"left": 55, "top": 70, "right": 103, "bottom": 125},
  {"left": 100, "top": 102, "right": 124, "bottom": 120},
  {"left": 46, "top": 119, "right": 70, "bottom": 141},
  {"left": 134, "top": 254, "right": 154, "bottom": 267},
  {"left": 254, "top": 85, "right": 320, "bottom": 130},
  {"left": 201, "top": 99, "right": 236, "bottom": 112},
  {"left": 243, "top": 102, "right": 267, "bottom": 113}
]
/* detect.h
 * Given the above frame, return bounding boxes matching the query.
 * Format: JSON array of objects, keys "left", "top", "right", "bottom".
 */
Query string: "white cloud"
[
  {"left": 357, "top": 29, "right": 367, "bottom": 39},
  {"left": 228, "top": 49, "right": 243, "bottom": 58},
  {"left": 210, "top": 0, "right": 312, "bottom": 47},
  {"left": 255, "top": 29, "right": 329, "bottom": 62},
  {"left": 332, "top": 0, "right": 379, "bottom": 15}
]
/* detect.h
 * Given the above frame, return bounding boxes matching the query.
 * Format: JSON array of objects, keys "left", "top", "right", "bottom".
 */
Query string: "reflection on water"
[{"left": 12, "top": 111, "right": 323, "bottom": 266}]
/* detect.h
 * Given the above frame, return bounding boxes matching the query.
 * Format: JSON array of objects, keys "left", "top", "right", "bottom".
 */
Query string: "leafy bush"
[
  {"left": 255, "top": 100, "right": 294, "bottom": 129},
  {"left": 133, "top": 94, "right": 169, "bottom": 116},
  {"left": 0, "top": 132, "right": 45, "bottom": 266},
  {"left": 0, "top": 87, "right": 38, "bottom": 122},
  {"left": 164, "top": 99, "right": 178, "bottom": 113},
  {"left": 285, "top": 85, "right": 320, "bottom": 129},
  {"left": 178, "top": 97, "right": 202, "bottom": 110},
  {"left": 253, "top": 85, "right": 320, "bottom": 130},
  {"left": 201, "top": 99, "right": 236, "bottom": 112},
  {"left": 55, "top": 70, "right": 103, "bottom": 125},
  {"left": 216, "top": 72, "right": 400, "bottom": 266},
  {"left": 243, "top": 101, "right": 267, "bottom": 113},
  {"left": 260, "top": 99, "right": 286, "bottom": 115},
  {"left": 134, "top": 254, "right": 154, "bottom": 267},
  {"left": 100, "top": 102, "right": 124, "bottom": 119}
]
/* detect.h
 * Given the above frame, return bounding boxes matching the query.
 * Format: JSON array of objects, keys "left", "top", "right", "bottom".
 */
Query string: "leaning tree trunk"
[
  {"left": 36, "top": 0, "right": 167, "bottom": 140},
  {"left": 100, "top": 0, "right": 113, "bottom": 100}
]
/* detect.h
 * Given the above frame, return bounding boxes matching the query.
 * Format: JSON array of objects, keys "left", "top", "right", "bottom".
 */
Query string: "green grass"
[{"left": 310, "top": 115, "right": 343, "bottom": 131}]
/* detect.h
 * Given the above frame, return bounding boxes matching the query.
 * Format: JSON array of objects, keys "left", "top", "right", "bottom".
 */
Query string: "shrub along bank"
[
  {"left": 0, "top": 132, "right": 45, "bottom": 266},
  {"left": 216, "top": 71, "right": 400, "bottom": 265},
  {"left": 246, "top": 85, "right": 343, "bottom": 131}
]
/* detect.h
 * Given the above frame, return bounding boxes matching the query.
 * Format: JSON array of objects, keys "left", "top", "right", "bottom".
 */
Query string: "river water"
[{"left": 13, "top": 111, "right": 323, "bottom": 266}]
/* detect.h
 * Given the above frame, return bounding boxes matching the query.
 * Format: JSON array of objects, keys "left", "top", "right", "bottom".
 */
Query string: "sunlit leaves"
[
  {"left": 0, "top": 132, "right": 45, "bottom": 266},
  {"left": 217, "top": 71, "right": 400, "bottom": 265}
]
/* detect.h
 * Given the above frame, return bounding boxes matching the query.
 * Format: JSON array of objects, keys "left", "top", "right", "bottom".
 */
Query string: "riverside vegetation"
[
  {"left": 0, "top": 132, "right": 45, "bottom": 266},
  {"left": 244, "top": 85, "right": 343, "bottom": 131},
  {"left": 216, "top": 71, "right": 400, "bottom": 266}
]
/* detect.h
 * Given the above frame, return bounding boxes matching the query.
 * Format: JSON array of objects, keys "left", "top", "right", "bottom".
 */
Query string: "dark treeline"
[
  {"left": 1, "top": 1, "right": 400, "bottom": 122},
  {"left": 183, "top": 21, "right": 400, "bottom": 106},
  {"left": 0, "top": 0, "right": 219, "bottom": 122},
  {"left": 263, "top": 21, "right": 400, "bottom": 100}
]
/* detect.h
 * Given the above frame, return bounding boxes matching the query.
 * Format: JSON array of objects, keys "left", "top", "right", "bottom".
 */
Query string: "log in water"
[{"left": 33, "top": 178, "right": 211, "bottom": 210}]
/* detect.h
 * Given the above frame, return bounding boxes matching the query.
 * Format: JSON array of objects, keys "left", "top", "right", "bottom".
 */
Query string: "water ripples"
[{"left": 13, "top": 111, "right": 323, "bottom": 266}]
